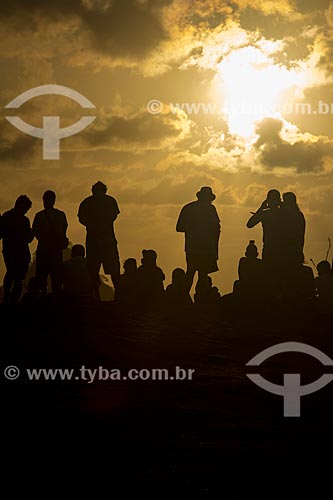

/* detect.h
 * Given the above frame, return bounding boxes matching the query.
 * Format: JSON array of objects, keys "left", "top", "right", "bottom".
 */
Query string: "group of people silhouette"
[{"left": 0, "top": 182, "right": 332, "bottom": 311}]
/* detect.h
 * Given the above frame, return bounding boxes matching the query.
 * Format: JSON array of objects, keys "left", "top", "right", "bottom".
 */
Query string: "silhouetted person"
[
  {"left": 165, "top": 268, "right": 193, "bottom": 306},
  {"left": 63, "top": 244, "right": 92, "bottom": 299},
  {"left": 117, "top": 258, "right": 138, "bottom": 307},
  {"left": 78, "top": 181, "right": 120, "bottom": 302},
  {"left": 136, "top": 249, "right": 165, "bottom": 305},
  {"left": 194, "top": 275, "right": 221, "bottom": 305},
  {"left": 177, "top": 187, "right": 220, "bottom": 292},
  {"left": 281, "top": 192, "right": 305, "bottom": 268},
  {"left": 21, "top": 276, "right": 40, "bottom": 305},
  {"left": 247, "top": 189, "right": 283, "bottom": 266},
  {"left": 315, "top": 260, "right": 333, "bottom": 304},
  {"left": 33, "top": 190, "right": 68, "bottom": 296},
  {"left": 1, "top": 195, "right": 33, "bottom": 303},
  {"left": 236, "top": 240, "right": 263, "bottom": 297}
]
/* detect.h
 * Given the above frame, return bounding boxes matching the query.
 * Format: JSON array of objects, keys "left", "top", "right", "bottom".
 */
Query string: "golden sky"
[{"left": 0, "top": 0, "right": 333, "bottom": 292}]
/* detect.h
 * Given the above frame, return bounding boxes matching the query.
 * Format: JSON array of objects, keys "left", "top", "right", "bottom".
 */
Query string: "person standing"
[
  {"left": 78, "top": 181, "right": 120, "bottom": 301},
  {"left": 247, "top": 189, "right": 283, "bottom": 267},
  {"left": 1, "top": 195, "right": 34, "bottom": 303},
  {"left": 281, "top": 192, "right": 305, "bottom": 269},
  {"left": 176, "top": 186, "right": 221, "bottom": 292},
  {"left": 33, "top": 190, "right": 68, "bottom": 296}
]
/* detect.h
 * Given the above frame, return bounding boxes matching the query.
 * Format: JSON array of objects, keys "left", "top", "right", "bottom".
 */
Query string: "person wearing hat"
[{"left": 176, "top": 186, "right": 221, "bottom": 292}]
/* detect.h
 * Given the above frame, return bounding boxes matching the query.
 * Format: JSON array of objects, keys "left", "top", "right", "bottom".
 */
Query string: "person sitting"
[
  {"left": 136, "top": 249, "right": 165, "bottom": 306},
  {"left": 194, "top": 275, "right": 221, "bottom": 306},
  {"left": 117, "top": 258, "right": 138, "bottom": 307},
  {"left": 315, "top": 260, "right": 333, "bottom": 306},
  {"left": 63, "top": 244, "right": 92, "bottom": 301},
  {"left": 236, "top": 240, "right": 263, "bottom": 297},
  {"left": 165, "top": 268, "right": 193, "bottom": 306},
  {"left": 21, "top": 276, "right": 40, "bottom": 305}
]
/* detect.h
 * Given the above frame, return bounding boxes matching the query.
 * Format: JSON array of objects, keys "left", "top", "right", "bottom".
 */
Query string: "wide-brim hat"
[{"left": 196, "top": 186, "right": 216, "bottom": 201}]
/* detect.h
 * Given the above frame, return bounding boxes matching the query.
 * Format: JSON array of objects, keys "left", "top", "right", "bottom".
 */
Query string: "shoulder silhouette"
[{"left": 136, "top": 249, "right": 165, "bottom": 306}]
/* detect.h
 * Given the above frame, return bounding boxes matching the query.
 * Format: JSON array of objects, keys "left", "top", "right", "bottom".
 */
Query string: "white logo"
[
  {"left": 5, "top": 85, "right": 96, "bottom": 159},
  {"left": 246, "top": 342, "right": 333, "bottom": 417}
]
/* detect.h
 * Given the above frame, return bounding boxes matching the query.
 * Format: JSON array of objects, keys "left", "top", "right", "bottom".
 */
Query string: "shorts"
[
  {"left": 86, "top": 238, "right": 120, "bottom": 277},
  {"left": 186, "top": 253, "right": 219, "bottom": 274}
]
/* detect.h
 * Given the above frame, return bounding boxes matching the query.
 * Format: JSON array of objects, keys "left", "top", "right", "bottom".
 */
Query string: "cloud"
[
  {"left": 254, "top": 117, "right": 333, "bottom": 173},
  {"left": 0, "top": 0, "right": 173, "bottom": 60},
  {"left": 235, "top": 0, "right": 298, "bottom": 16},
  {"left": 327, "top": 2, "right": 333, "bottom": 26},
  {"left": 81, "top": 106, "right": 192, "bottom": 152}
]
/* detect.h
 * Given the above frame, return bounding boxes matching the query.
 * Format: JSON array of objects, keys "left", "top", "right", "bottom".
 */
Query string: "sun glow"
[{"left": 215, "top": 45, "right": 301, "bottom": 138}]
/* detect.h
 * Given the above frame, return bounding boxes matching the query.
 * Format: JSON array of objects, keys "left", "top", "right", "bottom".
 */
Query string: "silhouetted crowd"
[{"left": 0, "top": 182, "right": 333, "bottom": 313}]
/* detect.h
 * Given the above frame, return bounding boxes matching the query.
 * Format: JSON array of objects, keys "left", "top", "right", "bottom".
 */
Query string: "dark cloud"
[
  {"left": 295, "top": 0, "right": 331, "bottom": 12},
  {"left": 0, "top": 0, "right": 172, "bottom": 59},
  {"left": 255, "top": 117, "right": 333, "bottom": 173},
  {"left": 85, "top": 109, "right": 190, "bottom": 150},
  {"left": 0, "top": 121, "right": 37, "bottom": 164}
]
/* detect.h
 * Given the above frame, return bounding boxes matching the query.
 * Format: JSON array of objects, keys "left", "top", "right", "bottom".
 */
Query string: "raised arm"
[{"left": 247, "top": 200, "right": 267, "bottom": 228}]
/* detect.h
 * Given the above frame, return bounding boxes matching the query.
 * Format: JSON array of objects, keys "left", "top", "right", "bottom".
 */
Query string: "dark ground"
[{"left": 1, "top": 300, "right": 333, "bottom": 489}]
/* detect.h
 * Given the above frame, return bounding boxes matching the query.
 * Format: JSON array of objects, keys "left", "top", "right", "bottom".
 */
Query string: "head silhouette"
[
  {"left": 43, "top": 190, "right": 56, "bottom": 209},
  {"left": 71, "top": 244, "right": 85, "bottom": 258},
  {"left": 283, "top": 192, "right": 299, "bottom": 210},
  {"left": 317, "top": 260, "right": 331, "bottom": 276},
  {"left": 141, "top": 249, "right": 157, "bottom": 266},
  {"left": 172, "top": 268, "right": 186, "bottom": 286},
  {"left": 92, "top": 181, "right": 107, "bottom": 196},
  {"left": 245, "top": 240, "right": 258, "bottom": 258},
  {"left": 196, "top": 186, "right": 216, "bottom": 204},
  {"left": 124, "top": 258, "right": 137, "bottom": 274},
  {"left": 266, "top": 189, "right": 281, "bottom": 209},
  {"left": 14, "top": 195, "right": 32, "bottom": 215}
]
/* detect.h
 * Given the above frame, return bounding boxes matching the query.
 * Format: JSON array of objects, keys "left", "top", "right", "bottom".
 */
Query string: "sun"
[{"left": 215, "top": 45, "right": 300, "bottom": 138}]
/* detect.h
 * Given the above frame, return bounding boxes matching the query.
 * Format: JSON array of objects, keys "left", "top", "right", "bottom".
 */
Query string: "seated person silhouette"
[
  {"left": 165, "top": 268, "right": 193, "bottom": 306},
  {"left": 236, "top": 240, "right": 263, "bottom": 297},
  {"left": 315, "top": 261, "right": 333, "bottom": 303},
  {"left": 136, "top": 249, "right": 165, "bottom": 305},
  {"left": 194, "top": 275, "right": 221, "bottom": 305},
  {"left": 63, "top": 244, "right": 92, "bottom": 300},
  {"left": 117, "top": 258, "right": 138, "bottom": 307},
  {"left": 1, "top": 195, "right": 34, "bottom": 303},
  {"left": 21, "top": 276, "right": 40, "bottom": 305}
]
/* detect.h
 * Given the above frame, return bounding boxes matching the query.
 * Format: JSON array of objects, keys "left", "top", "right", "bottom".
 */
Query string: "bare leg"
[{"left": 185, "top": 265, "right": 196, "bottom": 293}]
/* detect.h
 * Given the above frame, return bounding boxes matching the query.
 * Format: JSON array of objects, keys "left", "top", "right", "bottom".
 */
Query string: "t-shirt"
[
  {"left": 176, "top": 201, "right": 220, "bottom": 256},
  {"left": 78, "top": 194, "right": 120, "bottom": 242},
  {"left": 33, "top": 208, "right": 68, "bottom": 250},
  {"left": 1, "top": 209, "right": 33, "bottom": 254}
]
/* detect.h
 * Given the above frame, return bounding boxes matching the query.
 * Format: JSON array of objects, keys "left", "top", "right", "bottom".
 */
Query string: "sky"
[{"left": 0, "top": 0, "right": 332, "bottom": 293}]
